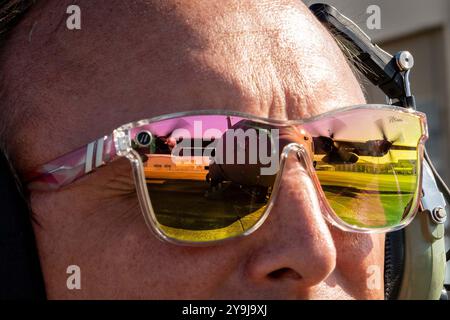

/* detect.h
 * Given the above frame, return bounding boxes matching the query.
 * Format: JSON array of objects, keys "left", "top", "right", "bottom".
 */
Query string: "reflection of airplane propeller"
[
  {"left": 372, "top": 119, "right": 404, "bottom": 162},
  {"left": 314, "top": 118, "right": 359, "bottom": 164}
]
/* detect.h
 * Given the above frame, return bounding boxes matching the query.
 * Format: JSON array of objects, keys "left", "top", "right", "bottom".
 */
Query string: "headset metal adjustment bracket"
[{"left": 422, "top": 161, "right": 447, "bottom": 225}]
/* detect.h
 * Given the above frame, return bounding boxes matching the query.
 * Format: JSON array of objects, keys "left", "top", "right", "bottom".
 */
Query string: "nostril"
[{"left": 268, "top": 268, "right": 302, "bottom": 280}]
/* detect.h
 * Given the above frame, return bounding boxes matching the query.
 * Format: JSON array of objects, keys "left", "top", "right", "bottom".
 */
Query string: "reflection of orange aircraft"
[{"left": 144, "top": 154, "right": 208, "bottom": 181}]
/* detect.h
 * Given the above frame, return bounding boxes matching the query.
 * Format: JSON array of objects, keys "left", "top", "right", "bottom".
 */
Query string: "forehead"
[{"left": 3, "top": 0, "right": 364, "bottom": 173}]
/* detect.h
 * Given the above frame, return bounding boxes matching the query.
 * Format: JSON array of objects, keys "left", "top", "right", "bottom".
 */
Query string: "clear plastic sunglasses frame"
[{"left": 25, "top": 104, "right": 428, "bottom": 245}]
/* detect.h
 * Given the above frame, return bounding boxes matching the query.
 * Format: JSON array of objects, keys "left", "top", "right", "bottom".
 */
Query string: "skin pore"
[{"left": 1, "top": 0, "right": 385, "bottom": 299}]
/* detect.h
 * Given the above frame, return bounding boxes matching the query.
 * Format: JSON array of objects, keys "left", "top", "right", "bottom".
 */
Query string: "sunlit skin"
[{"left": 1, "top": 0, "right": 385, "bottom": 299}]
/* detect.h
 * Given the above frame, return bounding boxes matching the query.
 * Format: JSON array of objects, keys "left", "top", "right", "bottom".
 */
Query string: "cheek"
[
  {"left": 332, "top": 230, "right": 385, "bottom": 299},
  {"left": 98, "top": 227, "right": 249, "bottom": 299},
  {"left": 32, "top": 189, "right": 245, "bottom": 299}
]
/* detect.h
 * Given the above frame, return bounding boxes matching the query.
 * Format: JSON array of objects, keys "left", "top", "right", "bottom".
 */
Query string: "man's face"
[{"left": 3, "top": 0, "right": 384, "bottom": 299}]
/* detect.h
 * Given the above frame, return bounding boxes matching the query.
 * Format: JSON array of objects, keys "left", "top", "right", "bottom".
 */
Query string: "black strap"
[
  {"left": 384, "top": 230, "right": 405, "bottom": 300},
  {"left": 0, "top": 151, "right": 46, "bottom": 300}
]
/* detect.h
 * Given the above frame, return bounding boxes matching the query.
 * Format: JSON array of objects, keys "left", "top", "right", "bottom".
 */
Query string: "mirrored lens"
[
  {"left": 131, "top": 115, "right": 278, "bottom": 242},
  {"left": 304, "top": 108, "right": 424, "bottom": 229},
  {"left": 130, "top": 108, "right": 425, "bottom": 241}
]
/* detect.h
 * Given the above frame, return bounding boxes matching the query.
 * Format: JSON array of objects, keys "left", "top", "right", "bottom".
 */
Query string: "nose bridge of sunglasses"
[
  {"left": 267, "top": 142, "right": 332, "bottom": 216},
  {"left": 279, "top": 142, "right": 317, "bottom": 176},
  {"left": 278, "top": 125, "right": 314, "bottom": 155}
]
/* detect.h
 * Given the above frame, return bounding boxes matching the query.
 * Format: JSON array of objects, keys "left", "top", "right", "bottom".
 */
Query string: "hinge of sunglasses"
[{"left": 113, "top": 130, "right": 132, "bottom": 156}]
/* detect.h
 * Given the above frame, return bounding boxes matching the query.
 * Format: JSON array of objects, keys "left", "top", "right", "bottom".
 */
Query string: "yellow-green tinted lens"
[
  {"left": 132, "top": 115, "right": 275, "bottom": 243},
  {"left": 146, "top": 167, "right": 269, "bottom": 242},
  {"left": 305, "top": 108, "right": 424, "bottom": 229}
]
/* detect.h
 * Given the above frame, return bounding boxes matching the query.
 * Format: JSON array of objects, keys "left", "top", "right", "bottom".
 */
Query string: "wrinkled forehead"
[{"left": 2, "top": 0, "right": 365, "bottom": 173}]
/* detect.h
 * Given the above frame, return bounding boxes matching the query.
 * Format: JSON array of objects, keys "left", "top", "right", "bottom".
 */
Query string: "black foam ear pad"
[
  {"left": 0, "top": 151, "right": 46, "bottom": 299},
  {"left": 384, "top": 229, "right": 405, "bottom": 300}
]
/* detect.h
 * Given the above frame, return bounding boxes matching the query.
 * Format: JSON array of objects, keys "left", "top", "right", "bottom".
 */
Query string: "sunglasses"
[{"left": 25, "top": 105, "right": 428, "bottom": 245}]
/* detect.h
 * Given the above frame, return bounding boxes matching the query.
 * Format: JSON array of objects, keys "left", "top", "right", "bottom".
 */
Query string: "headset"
[
  {"left": 309, "top": 3, "right": 449, "bottom": 300},
  {"left": 0, "top": 2, "right": 448, "bottom": 300}
]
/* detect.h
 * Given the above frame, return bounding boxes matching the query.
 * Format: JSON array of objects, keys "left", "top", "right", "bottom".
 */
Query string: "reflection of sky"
[
  {"left": 130, "top": 116, "right": 242, "bottom": 138},
  {"left": 129, "top": 110, "right": 423, "bottom": 159}
]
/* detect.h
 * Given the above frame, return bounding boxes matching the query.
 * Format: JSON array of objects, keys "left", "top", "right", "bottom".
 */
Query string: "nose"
[{"left": 246, "top": 147, "right": 337, "bottom": 288}]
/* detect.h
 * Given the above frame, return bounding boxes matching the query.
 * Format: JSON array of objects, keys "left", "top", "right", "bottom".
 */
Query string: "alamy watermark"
[
  {"left": 66, "top": 265, "right": 81, "bottom": 290},
  {"left": 66, "top": 5, "right": 81, "bottom": 30},
  {"left": 366, "top": 265, "right": 382, "bottom": 291},
  {"left": 65, "top": 5, "right": 381, "bottom": 32},
  {"left": 366, "top": 5, "right": 381, "bottom": 30},
  {"left": 169, "top": 122, "right": 280, "bottom": 176}
]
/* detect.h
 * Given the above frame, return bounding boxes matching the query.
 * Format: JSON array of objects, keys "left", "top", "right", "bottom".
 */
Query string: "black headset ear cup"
[
  {"left": 384, "top": 229, "right": 405, "bottom": 300},
  {"left": 0, "top": 151, "right": 46, "bottom": 299}
]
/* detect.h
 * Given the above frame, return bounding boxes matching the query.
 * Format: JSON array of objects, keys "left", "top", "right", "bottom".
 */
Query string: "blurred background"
[{"left": 304, "top": 0, "right": 450, "bottom": 183}]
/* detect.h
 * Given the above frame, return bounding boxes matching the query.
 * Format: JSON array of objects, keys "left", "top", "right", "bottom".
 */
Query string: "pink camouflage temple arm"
[{"left": 25, "top": 135, "right": 118, "bottom": 191}]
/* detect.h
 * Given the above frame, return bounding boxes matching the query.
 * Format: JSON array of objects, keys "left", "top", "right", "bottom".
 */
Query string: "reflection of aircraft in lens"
[
  {"left": 206, "top": 117, "right": 313, "bottom": 201},
  {"left": 313, "top": 119, "right": 416, "bottom": 165},
  {"left": 206, "top": 117, "right": 275, "bottom": 189},
  {"left": 205, "top": 118, "right": 274, "bottom": 202}
]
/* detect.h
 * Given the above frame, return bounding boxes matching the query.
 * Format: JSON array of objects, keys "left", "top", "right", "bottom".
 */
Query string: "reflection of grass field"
[
  {"left": 317, "top": 171, "right": 417, "bottom": 228},
  {"left": 325, "top": 193, "right": 413, "bottom": 227},
  {"left": 160, "top": 208, "right": 265, "bottom": 242},
  {"left": 146, "top": 169, "right": 418, "bottom": 237},
  {"left": 316, "top": 171, "right": 416, "bottom": 192},
  {"left": 146, "top": 179, "right": 266, "bottom": 241}
]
